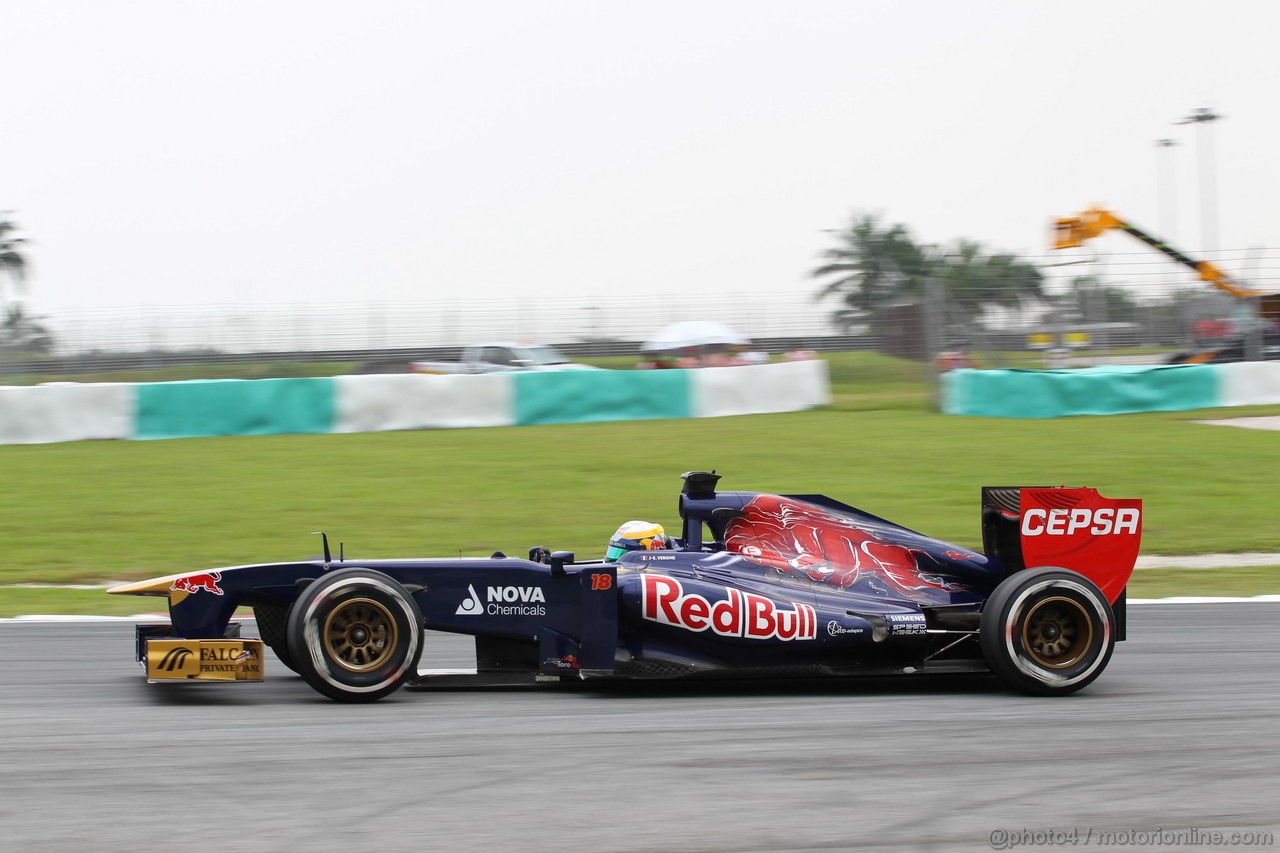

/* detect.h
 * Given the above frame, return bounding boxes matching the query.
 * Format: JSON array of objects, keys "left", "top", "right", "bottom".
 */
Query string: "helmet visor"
[{"left": 606, "top": 534, "right": 667, "bottom": 562}]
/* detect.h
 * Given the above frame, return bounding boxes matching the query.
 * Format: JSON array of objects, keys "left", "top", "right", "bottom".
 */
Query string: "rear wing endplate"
[{"left": 982, "top": 486, "right": 1142, "bottom": 604}]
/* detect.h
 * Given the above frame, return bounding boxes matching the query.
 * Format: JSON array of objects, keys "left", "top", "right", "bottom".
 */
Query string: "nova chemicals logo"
[
  {"left": 484, "top": 586, "right": 546, "bottom": 616},
  {"left": 158, "top": 647, "right": 194, "bottom": 671},
  {"left": 456, "top": 585, "right": 547, "bottom": 617},
  {"left": 455, "top": 585, "right": 484, "bottom": 615}
]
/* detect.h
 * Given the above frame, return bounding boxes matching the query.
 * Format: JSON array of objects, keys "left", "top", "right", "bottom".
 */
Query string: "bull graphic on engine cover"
[{"left": 724, "top": 495, "right": 963, "bottom": 596}]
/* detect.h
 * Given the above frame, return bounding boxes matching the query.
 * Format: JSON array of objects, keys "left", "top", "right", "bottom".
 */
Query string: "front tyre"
[
  {"left": 286, "top": 568, "right": 424, "bottom": 702},
  {"left": 980, "top": 567, "right": 1115, "bottom": 696}
]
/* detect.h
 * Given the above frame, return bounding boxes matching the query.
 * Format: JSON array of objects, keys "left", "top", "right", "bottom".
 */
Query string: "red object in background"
[
  {"left": 1193, "top": 319, "right": 1231, "bottom": 340},
  {"left": 935, "top": 351, "right": 974, "bottom": 371}
]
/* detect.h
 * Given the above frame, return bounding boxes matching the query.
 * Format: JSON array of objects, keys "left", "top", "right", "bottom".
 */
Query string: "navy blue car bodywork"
[{"left": 112, "top": 472, "right": 1140, "bottom": 698}]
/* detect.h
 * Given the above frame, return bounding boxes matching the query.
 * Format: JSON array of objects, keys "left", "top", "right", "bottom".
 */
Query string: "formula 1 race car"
[{"left": 109, "top": 472, "right": 1142, "bottom": 702}]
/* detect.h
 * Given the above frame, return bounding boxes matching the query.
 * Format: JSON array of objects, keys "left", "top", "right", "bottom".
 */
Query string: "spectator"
[
  {"left": 935, "top": 350, "right": 974, "bottom": 372},
  {"left": 704, "top": 352, "right": 739, "bottom": 367}
]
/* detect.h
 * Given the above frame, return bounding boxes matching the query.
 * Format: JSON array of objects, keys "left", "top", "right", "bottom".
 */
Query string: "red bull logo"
[
  {"left": 171, "top": 572, "right": 224, "bottom": 596},
  {"left": 642, "top": 574, "right": 817, "bottom": 641}
]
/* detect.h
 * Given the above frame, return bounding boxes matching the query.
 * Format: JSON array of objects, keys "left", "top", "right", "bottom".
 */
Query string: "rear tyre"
[
  {"left": 979, "top": 567, "right": 1115, "bottom": 696},
  {"left": 286, "top": 568, "right": 424, "bottom": 702}
]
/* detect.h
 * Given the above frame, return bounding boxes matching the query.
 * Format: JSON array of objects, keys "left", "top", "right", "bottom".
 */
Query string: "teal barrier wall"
[
  {"left": 134, "top": 378, "right": 336, "bottom": 439},
  {"left": 2, "top": 365, "right": 829, "bottom": 445},
  {"left": 942, "top": 365, "right": 1219, "bottom": 418},
  {"left": 514, "top": 369, "right": 692, "bottom": 426}
]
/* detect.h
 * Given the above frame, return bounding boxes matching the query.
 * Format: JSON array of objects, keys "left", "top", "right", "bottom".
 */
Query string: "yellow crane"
[
  {"left": 1053, "top": 206, "right": 1263, "bottom": 299},
  {"left": 1053, "top": 206, "right": 1279, "bottom": 363}
]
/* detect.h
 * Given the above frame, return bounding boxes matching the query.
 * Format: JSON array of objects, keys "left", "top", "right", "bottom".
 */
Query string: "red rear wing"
[{"left": 982, "top": 487, "right": 1142, "bottom": 603}]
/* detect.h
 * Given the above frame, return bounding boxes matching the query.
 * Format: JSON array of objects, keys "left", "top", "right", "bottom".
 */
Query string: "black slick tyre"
[
  {"left": 980, "top": 567, "right": 1115, "bottom": 696},
  {"left": 286, "top": 568, "right": 424, "bottom": 702}
]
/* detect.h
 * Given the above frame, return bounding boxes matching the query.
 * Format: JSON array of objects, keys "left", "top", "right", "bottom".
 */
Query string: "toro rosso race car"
[{"left": 109, "top": 472, "right": 1142, "bottom": 702}]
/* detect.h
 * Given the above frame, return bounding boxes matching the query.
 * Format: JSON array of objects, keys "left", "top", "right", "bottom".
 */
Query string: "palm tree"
[
  {"left": 0, "top": 216, "right": 27, "bottom": 305},
  {"left": 937, "top": 239, "right": 1045, "bottom": 322},
  {"left": 0, "top": 303, "right": 54, "bottom": 354},
  {"left": 812, "top": 214, "right": 932, "bottom": 331},
  {"left": 0, "top": 217, "right": 51, "bottom": 357},
  {"left": 1054, "top": 275, "right": 1140, "bottom": 325}
]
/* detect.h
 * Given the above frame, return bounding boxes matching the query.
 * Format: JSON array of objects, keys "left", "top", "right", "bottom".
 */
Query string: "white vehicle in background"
[{"left": 411, "top": 343, "right": 600, "bottom": 375}]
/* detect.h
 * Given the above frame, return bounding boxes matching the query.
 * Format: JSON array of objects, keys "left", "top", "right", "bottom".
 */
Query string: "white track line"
[{"left": 1135, "top": 554, "right": 1280, "bottom": 569}]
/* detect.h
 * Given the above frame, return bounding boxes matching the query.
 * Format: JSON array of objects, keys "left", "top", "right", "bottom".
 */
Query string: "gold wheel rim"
[
  {"left": 322, "top": 597, "right": 398, "bottom": 672},
  {"left": 1022, "top": 596, "right": 1093, "bottom": 669}
]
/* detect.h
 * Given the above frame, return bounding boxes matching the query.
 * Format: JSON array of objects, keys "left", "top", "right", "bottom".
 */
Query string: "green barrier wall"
[
  {"left": 134, "top": 378, "right": 336, "bottom": 439},
  {"left": 942, "top": 365, "right": 1219, "bottom": 418},
  {"left": 514, "top": 369, "right": 692, "bottom": 426}
]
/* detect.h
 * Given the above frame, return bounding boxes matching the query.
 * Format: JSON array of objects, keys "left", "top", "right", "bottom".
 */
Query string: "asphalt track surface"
[{"left": 3, "top": 605, "right": 1278, "bottom": 853}]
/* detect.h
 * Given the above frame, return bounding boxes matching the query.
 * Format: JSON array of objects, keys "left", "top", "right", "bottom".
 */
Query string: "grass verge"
[
  {"left": 4, "top": 352, "right": 1280, "bottom": 585},
  {"left": 1127, "top": 565, "right": 1280, "bottom": 599}
]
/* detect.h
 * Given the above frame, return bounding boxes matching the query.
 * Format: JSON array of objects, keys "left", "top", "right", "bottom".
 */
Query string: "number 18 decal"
[{"left": 590, "top": 573, "right": 612, "bottom": 591}]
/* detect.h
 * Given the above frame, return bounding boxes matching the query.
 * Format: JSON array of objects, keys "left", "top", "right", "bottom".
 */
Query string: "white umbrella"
[{"left": 640, "top": 320, "right": 750, "bottom": 353}]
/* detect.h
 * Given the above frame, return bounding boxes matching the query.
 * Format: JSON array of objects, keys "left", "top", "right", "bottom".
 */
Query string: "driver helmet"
[{"left": 606, "top": 520, "right": 670, "bottom": 561}]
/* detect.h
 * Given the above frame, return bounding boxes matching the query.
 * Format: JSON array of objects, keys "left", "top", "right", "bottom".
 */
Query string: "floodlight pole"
[
  {"left": 1156, "top": 138, "right": 1190, "bottom": 349},
  {"left": 922, "top": 250, "right": 944, "bottom": 412},
  {"left": 1155, "top": 139, "right": 1178, "bottom": 242},
  {"left": 1174, "top": 107, "right": 1223, "bottom": 254}
]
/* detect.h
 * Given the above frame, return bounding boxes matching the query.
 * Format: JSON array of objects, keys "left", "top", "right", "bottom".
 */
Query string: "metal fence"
[
  {"left": 36, "top": 292, "right": 838, "bottom": 357},
  {"left": 4, "top": 245, "right": 1279, "bottom": 377}
]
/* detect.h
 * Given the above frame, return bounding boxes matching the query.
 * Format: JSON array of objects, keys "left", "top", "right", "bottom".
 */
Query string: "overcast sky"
[{"left": 2, "top": 1, "right": 1277, "bottom": 313}]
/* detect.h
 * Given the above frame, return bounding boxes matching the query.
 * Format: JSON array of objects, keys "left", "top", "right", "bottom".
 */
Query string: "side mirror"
[{"left": 550, "top": 551, "right": 575, "bottom": 576}]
